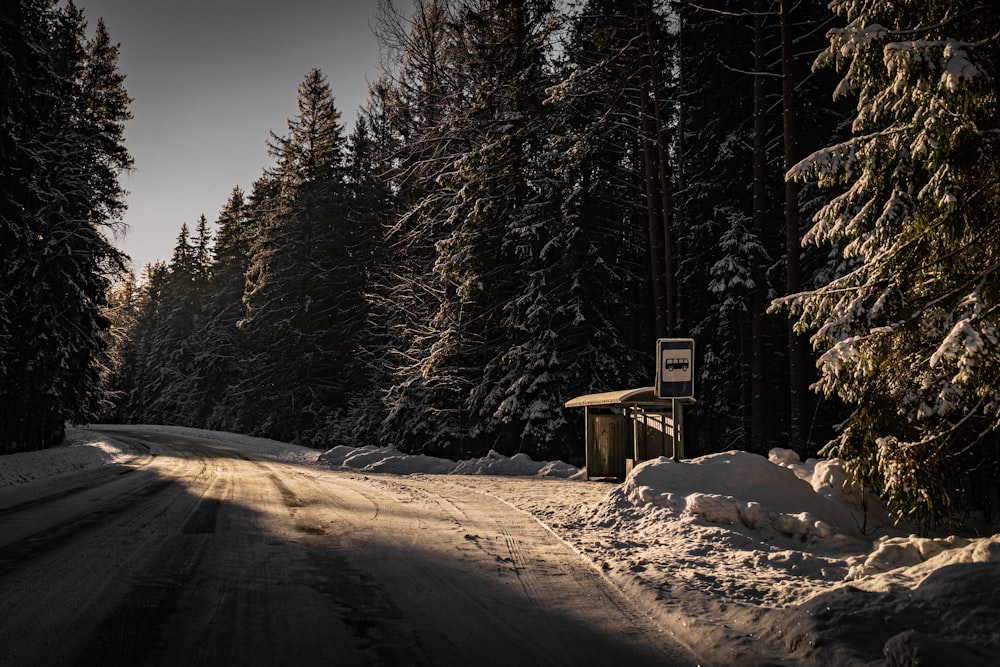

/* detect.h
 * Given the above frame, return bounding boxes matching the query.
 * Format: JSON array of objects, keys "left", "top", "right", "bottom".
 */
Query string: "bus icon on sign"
[
  {"left": 663, "top": 357, "right": 690, "bottom": 374},
  {"left": 656, "top": 338, "right": 695, "bottom": 399},
  {"left": 661, "top": 350, "right": 692, "bottom": 382}
]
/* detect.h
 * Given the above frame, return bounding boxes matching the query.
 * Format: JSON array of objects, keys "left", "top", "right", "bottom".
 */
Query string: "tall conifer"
[
  {"left": 240, "top": 69, "right": 354, "bottom": 444},
  {"left": 1, "top": 1, "right": 131, "bottom": 452},
  {"left": 777, "top": 0, "right": 1000, "bottom": 525}
]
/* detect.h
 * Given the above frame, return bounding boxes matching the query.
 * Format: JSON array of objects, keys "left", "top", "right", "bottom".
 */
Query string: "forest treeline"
[
  {"left": 1, "top": 1, "right": 131, "bottom": 453},
  {"left": 104, "top": 0, "right": 845, "bottom": 461},
  {"left": 3, "top": 0, "right": 998, "bottom": 526}
]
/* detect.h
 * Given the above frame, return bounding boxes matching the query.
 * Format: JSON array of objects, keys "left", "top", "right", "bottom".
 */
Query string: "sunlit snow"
[{"left": 2, "top": 424, "right": 997, "bottom": 665}]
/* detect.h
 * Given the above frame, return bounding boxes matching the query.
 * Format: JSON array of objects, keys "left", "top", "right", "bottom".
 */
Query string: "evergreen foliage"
[
  {"left": 1, "top": 0, "right": 131, "bottom": 453},
  {"left": 102, "top": 0, "right": 845, "bottom": 461},
  {"left": 775, "top": 0, "right": 1000, "bottom": 526},
  {"left": 672, "top": 0, "right": 849, "bottom": 456},
  {"left": 196, "top": 188, "right": 252, "bottom": 430},
  {"left": 435, "top": 0, "right": 562, "bottom": 456},
  {"left": 237, "top": 69, "right": 360, "bottom": 445},
  {"left": 341, "top": 115, "right": 394, "bottom": 445},
  {"left": 371, "top": 0, "right": 477, "bottom": 456},
  {"left": 88, "top": 0, "right": 999, "bottom": 528}
]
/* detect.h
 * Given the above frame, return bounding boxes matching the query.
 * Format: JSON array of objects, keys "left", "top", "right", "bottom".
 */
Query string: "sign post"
[{"left": 655, "top": 338, "right": 695, "bottom": 461}]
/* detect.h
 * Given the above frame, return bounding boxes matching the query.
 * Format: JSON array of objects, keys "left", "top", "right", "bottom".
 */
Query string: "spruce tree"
[
  {"left": 673, "top": 0, "right": 848, "bottom": 455},
  {"left": 198, "top": 187, "right": 253, "bottom": 431},
  {"left": 240, "top": 69, "right": 354, "bottom": 445},
  {"left": 340, "top": 116, "right": 393, "bottom": 444},
  {"left": 372, "top": 0, "right": 473, "bottom": 455},
  {"left": 1, "top": 1, "right": 131, "bottom": 452},
  {"left": 114, "top": 261, "right": 168, "bottom": 423},
  {"left": 473, "top": 0, "right": 663, "bottom": 458},
  {"left": 556, "top": 0, "right": 667, "bottom": 372},
  {"left": 776, "top": 0, "right": 1000, "bottom": 525},
  {"left": 143, "top": 223, "right": 208, "bottom": 424},
  {"left": 429, "top": 0, "right": 558, "bottom": 456},
  {"left": 96, "top": 270, "right": 138, "bottom": 422}
]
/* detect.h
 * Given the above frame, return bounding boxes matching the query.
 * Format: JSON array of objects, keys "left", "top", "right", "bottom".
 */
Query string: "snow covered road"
[{"left": 0, "top": 428, "right": 698, "bottom": 666}]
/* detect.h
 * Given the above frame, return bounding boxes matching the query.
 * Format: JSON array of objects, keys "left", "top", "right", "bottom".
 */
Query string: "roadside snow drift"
[
  {"left": 622, "top": 449, "right": 881, "bottom": 541},
  {"left": 565, "top": 449, "right": 1000, "bottom": 665},
  {"left": 2, "top": 426, "right": 998, "bottom": 665},
  {"left": 319, "top": 443, "right": 582, "bottom": 478}
]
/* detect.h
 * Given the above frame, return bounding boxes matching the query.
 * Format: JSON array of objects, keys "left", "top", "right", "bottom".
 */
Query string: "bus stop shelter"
[{"left": 564, "top": 388, "right": 693, "bottom": 481}]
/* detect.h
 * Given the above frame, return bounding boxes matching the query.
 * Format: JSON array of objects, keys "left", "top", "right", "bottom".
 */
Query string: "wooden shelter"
[{"left": 564, "top": 388, "right": 694, "bottom": 481}]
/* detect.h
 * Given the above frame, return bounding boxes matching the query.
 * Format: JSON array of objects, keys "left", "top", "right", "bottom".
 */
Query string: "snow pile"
[
  {"left": 847, "top": 533, "right": 1000, "bottom": 581},
  {"left": 559, "top": 448, "right": 1000, "bottom": 665},
  {"left": 0, "top": 425, "right": 323, "bottom": 502},
  {"left": 0, "top": 427, "right": 137, "bottom": 489},
  {"left": 0, "top": 426, "right": 580, "bottom": 490},
  {"left": 567, "top": 451, "right": 877, "bottom": 615},
  {"left": 96, "top": 423, "right": 324, "bottom": 465},
  {"left": 618, "top": 449, "right": 885, "bottom": 542},
  {"left": 320, "top": 444, "right": 456, "bottom": 474},
  {"left": 319, "top": 443, "right": 582, "bottom": 478},
  {"left": 769, "top": 533, "right": 1000, "bottom": 666},
  {"left": 3, "top": 426, "right": 998, "bottom": 665}
]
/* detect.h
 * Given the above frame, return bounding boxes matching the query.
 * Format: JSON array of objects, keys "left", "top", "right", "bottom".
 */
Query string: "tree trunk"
[
  {"left": 674, "top": 6, "right": 687, "bottom": 328},
  {"left": 635, "top": 1, "right": 666, "bottom": 340},
  {"left": 780, "top": 0, "right": 808, "bottom": 451},
  {"left": 750, "top": 0, "right": 768, "bottom": 454},
  {"left": 641, "top": 0, "right": 676, "bottom": 336}
]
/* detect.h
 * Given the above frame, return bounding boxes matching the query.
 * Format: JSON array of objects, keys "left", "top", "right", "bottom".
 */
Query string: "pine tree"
[
  {"left": 776, "top": 0, "right": 1000, "bottom": 526},
  {"left": 372, "top": 0, "right": 474, "bottom": 455},
  {"left": 239, "top": 69, "right": 355, "bottom": 445},
  {"left": 143, "top": 223, "right": 210, "bottom": 424},
  {"left": 197, "top": 187, "right": 253, "bottom": 431},
  {"left": 1, "top": 1, "right": 131, "bottom": 452},
  {"left": 96, "top": 270, "right": 138, "bottom": 422}
]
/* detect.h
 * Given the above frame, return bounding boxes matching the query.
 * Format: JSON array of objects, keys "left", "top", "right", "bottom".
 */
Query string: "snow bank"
[
  {"left": 769, "top": 534, "right": 1000, "bottom": 666},
  {"left": 847, "top": 532, "right": 1000, "bottom": 582},
  {"left": 320, "top": 444, "right": 456, "bottom": 474},
  {"left": 92, "top": 424, "right": 323, "bottom": 466},
  {"left": 0, "top": 425, "right": 325, "bottom": 496},
  {"left": 559, "top": 447, "right": 1000, "bottom": 665},
  {"left": 0, "top": 427, "right": 137, "bottom": 489},
  {"left": 1, "top": 426, "right": 580, "bottom": 492},
  {"left": 618, "top": 449, "right": 888, "bottom": 542},
  {"left": 172, "top": 437, "right": 1000, "bottom": 664},
  {"left": 319, "top": 444, "right": 582, "bottom": 478},
  {"left": 4, "top": 426, "right": 998, "bottom": 665}
]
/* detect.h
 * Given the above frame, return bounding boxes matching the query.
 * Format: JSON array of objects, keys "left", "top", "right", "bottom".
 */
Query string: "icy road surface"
[{"left": 0, "top": 428, "right": 698, "bottom": 666}]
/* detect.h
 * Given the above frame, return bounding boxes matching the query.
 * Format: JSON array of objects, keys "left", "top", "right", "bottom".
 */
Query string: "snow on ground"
[
  {"left": 319, "top": 442, "right": 584, "bottom": 478},
  {"left": 0, "top": 427, "right": 142, "bottom": 488},
  {"left": 2, "top": 425, "right": 998, "bottom": 665}
]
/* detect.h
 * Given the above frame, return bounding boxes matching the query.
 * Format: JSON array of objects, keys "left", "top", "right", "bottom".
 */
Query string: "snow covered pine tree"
[
  {"left": 774, "top": 0, "right": 1000, "bottom": 527},
  {"left": 1, "top": 2, "right": 131, "bottom": 453}
]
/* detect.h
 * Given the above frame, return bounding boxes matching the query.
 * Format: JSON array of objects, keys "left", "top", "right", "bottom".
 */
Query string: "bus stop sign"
[{"left": 656, "top": 338, "right": 695, "bottom": 400}]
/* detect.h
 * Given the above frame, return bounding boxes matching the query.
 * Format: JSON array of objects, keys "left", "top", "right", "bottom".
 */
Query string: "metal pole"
[{"left": 672, "top": 398, "right": 681, "bottom": 461}]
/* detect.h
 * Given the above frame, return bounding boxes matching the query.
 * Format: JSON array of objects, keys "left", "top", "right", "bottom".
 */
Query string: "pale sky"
[{"left": 77, "top": 0, "right": 388, "bottom": 272}]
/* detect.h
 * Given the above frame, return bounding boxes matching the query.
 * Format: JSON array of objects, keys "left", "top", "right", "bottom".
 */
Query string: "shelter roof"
[{"left": 564, "top": 387, "right": 694, "bottom": 409}]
